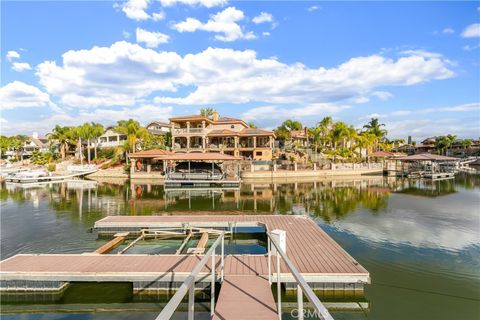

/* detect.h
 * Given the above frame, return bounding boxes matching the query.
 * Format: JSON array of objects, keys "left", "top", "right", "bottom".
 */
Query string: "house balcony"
[{"left": 172, "top": 128, "right": 207, "bottom": 135}]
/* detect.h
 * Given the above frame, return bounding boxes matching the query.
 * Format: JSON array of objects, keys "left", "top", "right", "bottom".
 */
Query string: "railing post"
[
  {"left": 297, "top": 285, "right": 304, "bottom": 320},
  {"left": 221, "top": 235, "right": 224, "bottom": 282},
  {"left": 277, "top": 253, "right": 281, "bottom": 320},
  {"left": 268, "top": 238, "right": 272, "bottom": 284},
  {"left": 188, "top": 284, "right": 194, "bottom": 320},
  {"left": 211, "top": 250, "right": 215, "bottom": 316}
]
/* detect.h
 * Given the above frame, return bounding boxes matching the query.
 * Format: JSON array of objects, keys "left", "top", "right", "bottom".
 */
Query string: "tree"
[
  {"left": 316, "top": 116, "right": 333, "bottom": 150},
  {"left": 274, "top": 119, "right": 303, "bottom": 141},
  {"left": 200, "top": 108, "right": 215, "bottom": 117},
  {"left": 140, "top": 132, "right": 166, "bottom": 150},
  {"left": 0, "top": 136, "right": 12, "bottom": 159},
  {"left": 115, "top": 119, "right": 148, "bottom": 153},
  {"left": 363, "top": 118, "right": 387, "bottom": 151},
  {"left": 49, "top": 125, "right": 72, "bottom": 160},
  {"left": 461, "top": 139, "right": 473, "bottom": 150},
  {"left": 10, "top": 135, "right": 28, "bottom": 161},
  {"left": 91, "top": 123, "right": 104, "bottom": 160},
  {"left": 248, "top": 122, "right": 257, "bottom": 128},
  {"left": 434, "top": 135, "right": 456, "bottom": 155}
]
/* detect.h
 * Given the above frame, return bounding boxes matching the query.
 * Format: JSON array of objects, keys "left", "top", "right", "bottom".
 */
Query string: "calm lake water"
[{"left": 1, "top": 172, "right": 479, "bottom": 320}]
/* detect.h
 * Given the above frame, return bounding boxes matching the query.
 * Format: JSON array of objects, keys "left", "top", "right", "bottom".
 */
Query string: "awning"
[
  {"left": 396, "top": 153, "right": 458, "bottom": 161},
  {"left": 154, "top": 152, "right": 242, "bottom": 161},
  {"left": 128, "top": 149, "right": 174, "bottom": 159}
]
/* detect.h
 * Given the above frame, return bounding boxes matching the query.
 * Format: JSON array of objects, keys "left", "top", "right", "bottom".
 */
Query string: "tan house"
[
  {"left": 145, "top": 121, "right": 172, "bottom": 135},
  {"left": 169, "top": 112, "right": 275, "bottom": 160}
]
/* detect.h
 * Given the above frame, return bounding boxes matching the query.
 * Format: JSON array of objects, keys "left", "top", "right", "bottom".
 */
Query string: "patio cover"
[
  {"left": 154, "top": 153, "right": 242, "bottom": 161},
  {"left": 396, "top": 153, "right": 458, "bottom": 161}
]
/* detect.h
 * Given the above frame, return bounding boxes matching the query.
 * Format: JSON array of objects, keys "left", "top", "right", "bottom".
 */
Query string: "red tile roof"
[
  {"left": 154, "top": 152, "right": 242, "bottom": 161},
  {"left": 129, "top": 149, "right": 174, "bottom": 158}
]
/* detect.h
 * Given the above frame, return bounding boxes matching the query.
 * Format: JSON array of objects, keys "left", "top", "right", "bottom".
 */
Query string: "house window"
[
  {"left": 255, "top": 151, "right": 262, "bottom": 156},
  {"left": 231, "top": 125, "right": 235, "bottom": 129}
]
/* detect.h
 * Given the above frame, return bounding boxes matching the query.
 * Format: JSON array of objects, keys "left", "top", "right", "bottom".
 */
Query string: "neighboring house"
[
  {"left": 97, "top": 126, "right": 127, "bottom": 149},
  {"left": 146, "top": 121, "right": 172, "bottom": 135},
  {"left": 23, "top": 132, "right": 50, "bottom": 156},
  {"left": 416, "top": 137, "right": 436, "bottom": 153},
  {"left": 4, "top": 132, "right": 50, "bottom": 160},
  {"left": 287, "top": 128, "right": 310, "bottom": 149},
  {"left": 394, "top": 144, "right": 417, "bottom": 155},
  {"left": 169, "top": 111, "right": 275, "bottom": 160}
]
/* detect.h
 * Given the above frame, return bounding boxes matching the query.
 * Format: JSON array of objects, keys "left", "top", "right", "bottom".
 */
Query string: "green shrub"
[{"left": 47, "top": 163, "right": 56, "bottom": 172}]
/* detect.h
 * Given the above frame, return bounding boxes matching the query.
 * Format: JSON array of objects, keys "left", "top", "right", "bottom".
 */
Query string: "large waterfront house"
[
  {"left": 97, "top": 126, "right": 127, "bottom": 149},
  {"left": 169, "top": 112, "right": 275, "bottom": 160}
]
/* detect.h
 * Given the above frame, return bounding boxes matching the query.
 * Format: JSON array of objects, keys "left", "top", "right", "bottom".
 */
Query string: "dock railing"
[
  {"left": 155, "top": 232, "right": 225, "bottom": 320},
  {"left": 267, "top": 231, "right": 334, "bottom": 320}
]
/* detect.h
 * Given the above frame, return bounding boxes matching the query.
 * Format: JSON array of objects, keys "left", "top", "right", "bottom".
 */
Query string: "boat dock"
[{"left": 1, "top": 215, "right": 368, "bottom": 319}]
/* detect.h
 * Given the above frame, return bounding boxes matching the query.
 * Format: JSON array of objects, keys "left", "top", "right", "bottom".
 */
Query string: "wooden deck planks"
[
  {"left": 1, "top": 215, "right": 369, "bottom": 284},
  {"left": 94, "top": 215, "right": 367, "bottom": 275},
  {"left": 213, "top": 275, "right": 277, "bottom": 320}
]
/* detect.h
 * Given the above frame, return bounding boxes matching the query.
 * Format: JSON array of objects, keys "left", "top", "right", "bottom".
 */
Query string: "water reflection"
[{"left": 1, "top": 173, "right": 479, "bottom": 319}]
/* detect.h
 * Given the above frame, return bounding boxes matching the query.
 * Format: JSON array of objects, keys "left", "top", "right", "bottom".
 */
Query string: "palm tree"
[
  {"left": 91, "top": 123, "right": 104, "bottom": 160},
  {"left": 330, "top": 122, "right": 349, "bottom": 151},
  {"left": 200, "top": 108, "right": 215, "bottom": 117},
  {"left": 68, "top": 126, "right": 83, "bottom": 164},
  {"left": 363, "top": 118, "right": 387, "bottom": 151},
  {"left": 316, "top": 116, "right": 333, "bottom": 150},
  {"left": 49, "top": 125, "right": 71, "bottom": 160},
  {"left": 115, "top": 119, "right": 148, "bottom": 154},
  {"left": 11, "top": 135, "right": 28, "bottom": 161}
]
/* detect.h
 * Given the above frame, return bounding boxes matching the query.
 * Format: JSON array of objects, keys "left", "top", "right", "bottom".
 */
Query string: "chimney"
[{"left": 212, "top": 111, "right": 219, "bottom": 121}]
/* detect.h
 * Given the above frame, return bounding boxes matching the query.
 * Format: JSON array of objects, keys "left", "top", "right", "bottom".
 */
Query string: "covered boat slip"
[
  {"left": 160, "top": 153, "right": 242, "bottom": 188},
  {"left": 393, "top": 153, "right": 459, "bottom": 179}
]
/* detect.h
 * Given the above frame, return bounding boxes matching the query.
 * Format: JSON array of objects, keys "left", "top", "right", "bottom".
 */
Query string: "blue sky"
[{"left": 1, "top": 0, "right": 479, "bottom": 141}]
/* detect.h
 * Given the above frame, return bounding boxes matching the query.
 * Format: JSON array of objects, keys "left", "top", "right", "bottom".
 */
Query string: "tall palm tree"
[
  {"left": 49, "top": 125, "right": 71, "bottom": 160},
  {"left": 91, "top": 123, "right": 104, "bottom": 160},
  {"left": 330, "top": 122, "right": 349, "bottom": 151},
  {"left": 363, "top": 118, "right": 387, "bottom": 151},
  {"left": 115, "top": 119, "right": 148, "bottom": 154},
  {"left": 316, "top": 116, "right": 333, "bottom": 150}
]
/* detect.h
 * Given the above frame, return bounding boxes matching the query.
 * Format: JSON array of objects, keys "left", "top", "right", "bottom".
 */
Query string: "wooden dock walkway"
[
  {"left": 213, "top": 275, "right": 277, "bottom": 320},
  {"left": 1, "top": 215, "right": 369, "bottom": 289},
  {"left": 94, "top": 215, "right": 369, "bottom": 283}
]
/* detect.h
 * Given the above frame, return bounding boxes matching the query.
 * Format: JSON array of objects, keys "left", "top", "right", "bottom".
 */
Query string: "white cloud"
[
  {"left": 6, "top": 50, "right": 20, "bottom": 61},
  {"left": 172, "top": 7, "right": 256, "bottom": 42},
  {"left": 461, "top": 23, "right": 480, "bottom": 38},
  {"left": 252, "top": 12, "right": 273, "bottom": 24},
  {"left": 121, "top": 0, "right": 151, "bottom": 21},
  {"left": 0, "top": 81, "right": 57, "bottom": 110},
  {"left": 11, "top": 62, "right": 32, "bottom": 72},
  {"left": 442, "top": 27, "right": 454, "bottom": 34},
  {"left": 242, "top": 103, "right": 350, "bottom": 121},
  {"left": 307, "top": 5, "right": 320, "bottom": 12},
  {"left": 152, "top": 11, "right": 166, "bottom": 21},
  {"left": 159, "top": 0, "right": 227, "bottom": 8},
  {"left": 463, "top": 44, "right": 480, "bottom": 51},
  {"left": 371, "top": 91, "right": 393, "bottom": 101},
  {"left": 36, "top": 41, "right": 183, "bottom": 107},
  {"left": 122, "top": 30, "right": 131, "bottom": 39},
  {"left": 136, "top": 28, "right": 170, "bottom": 47},
  {"left": 1, "top": 104, "right": 173, "bottom": 136},
  {"left": 157, "top": 48, "right": 454, "bottom": 105},
  {"left": 34, "top": 42, "right": 455, "bottom": 110},
  {"left": 262, "top": 31, "right": 271, "bottom": 37}
]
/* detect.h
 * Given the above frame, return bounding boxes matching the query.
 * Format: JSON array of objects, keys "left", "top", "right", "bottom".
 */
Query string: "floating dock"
[
  {"left": 1, "top": 215, "right": 369, "bottom": 319},
  {"left": 164, "top": 179, "right": 241, "bottom": 188}
]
